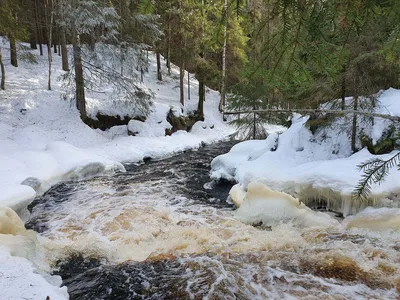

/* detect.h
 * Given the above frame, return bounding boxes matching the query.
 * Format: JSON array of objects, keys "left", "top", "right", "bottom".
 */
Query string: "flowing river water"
[{"left": 26, "top": 142, "right": 400, "bottom": 299}]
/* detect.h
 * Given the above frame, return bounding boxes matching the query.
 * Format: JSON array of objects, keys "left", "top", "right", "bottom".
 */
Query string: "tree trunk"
[
  {"left": 30, "top": 28, "right": 38, "bottom": 49},
  {"left": 53, "top": 28, "right": 57, "bottom": 54},
  {"left": 10, "top": 38, "right": 18, "bottom": 67},
  {"left": 219, "top": 0, "right": 228, "bottom": 112},
  {"left": 60, "top": 28, "right": 69, "bottom": 71},
  {"left": 187, "top": 72, "right": 190, "bottom": 100},
  {"left": 0, "top": 48, "right": 5, "bottom": 90},
  {"left": 46, "top": 0, "right": 53, "bottom": 90},
  {"left": 34, "top": 0, "right": 43, "bottom": 56},
  {"left": 72, "top": 0, "right": 86, "bottom": 121},
  {"left": 180, "top": 63, "right": 185, "bottom": 107},
  {"left": 29, "top": 0, "right": 38, "bottom": 50},
  {"left": 166, "top": 22, "right": 171, "bottom": 75},
  {"left": 341, "top": 67, "right": 346, "bottom": 110},
  {"left": 351, "top": 95, "right": 358, "bottom": 153},
  {"left": 156, "top": 51, "right": 162, "bottom": 81},
  {"left": 253, "top": 102, "right": 256, "bottom": 139},
  {"left": 198, "top": 80, "right": 205, "bottom": 119}
]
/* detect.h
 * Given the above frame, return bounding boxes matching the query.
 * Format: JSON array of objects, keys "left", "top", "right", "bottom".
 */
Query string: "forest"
[
  {"left": 1, "top": 0, "right": 399, "bottom": 123},
  {"left": 1, "top": 1, "right": 400, "bottom": 299}
]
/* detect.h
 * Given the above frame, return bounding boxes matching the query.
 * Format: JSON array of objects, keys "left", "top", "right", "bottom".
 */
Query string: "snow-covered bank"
[
  {"left": 0, "top": 40, "right": 235, "bottom": 299},
  {"left": 0, "top": 207, "right": 68, "bottom": 299},
  {"left": 212, "top": 90, "right": 400, "bottom": 216},
  {"left": 0, "top": 40, "right": 235, "bottom": 211}
]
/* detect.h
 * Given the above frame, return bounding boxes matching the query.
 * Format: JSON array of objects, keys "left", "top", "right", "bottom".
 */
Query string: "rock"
[
  {"left": 165, "top": 109, "right": 204, "bottom": 135},
  {"left": 21, "top": 177, "right": 41, "bottom": 191},
  {"left": 86, "top": 113, "right": 146, "bottom": 131},
  {"left": 127, "top": 120, "right": 145, "bottom": 136}
]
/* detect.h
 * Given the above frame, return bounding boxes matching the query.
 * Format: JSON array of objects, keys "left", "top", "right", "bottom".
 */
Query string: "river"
[{"left": 26, "top": 141, "right": 399, "bottom": 299}]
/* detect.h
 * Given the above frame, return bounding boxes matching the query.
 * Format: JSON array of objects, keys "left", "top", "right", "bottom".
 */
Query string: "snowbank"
[
  {"left": 233, "top": 182, "right": 338, "bottom": 228},
  {"left": 0, "top": 139, "right": 124, "bottom": 215},
  {"left": 0, "top": 207, "right": 68, "bottom": 299},
  {"left": 211, "top": 91, "right": 400, "bottom": 215}
]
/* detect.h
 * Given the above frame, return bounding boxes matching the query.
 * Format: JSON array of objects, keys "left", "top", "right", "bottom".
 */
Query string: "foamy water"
[{"left": 27, "top": 143, "right": 400, "bottom": 299}]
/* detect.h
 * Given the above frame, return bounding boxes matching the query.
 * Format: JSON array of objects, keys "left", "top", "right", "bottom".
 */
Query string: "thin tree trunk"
[
  {"left": 351, "top": 95, "right": 358, "bottom": 153},
  {"left": 29, "top": 0, "right": 38, "bottom": 50},
  {"left": 219, "top": 0, "right": 228, "bottom": 112},
  {"left": 60, "top": 28, "right": 69, "bottom": 71},
  {"left": 53, "top": 27, "right": 57, "bottom": 54},
  {"left": 0, "top": 49, "right": 5, "bottom": 90},
  {"left": 10, "top": 38, "right": 18, "bottom": 67},
  {"left": 180, "top": 63, "right": 185, "bottom": 107},
  {"left": 166, "top": 22, "right": 171, "bottom": 75},
  {"left": 72, "top": 0, "right": 86, "bottom": 120},
  {"left": 197, "top": 0, "right": 205, "bottom": 118},
  {"left": 156, "top": 51, "right": 162, "bottom": 81},
  {"left": 46, "top": 0, "right": 54, "bottom": 90},
  {"left": 146, "top": 50, "right": 149, "bottom": 72},
  {"left": 187, "top": 72, "right": 190, "bottom": 100},
  {"left": 30, "top": 27, "right": 38, "bottom": 49},
  {"left": 253, "top": 102, "right": 256, "bottom": 139},
  {"left": 341, "top": 67, "right": 346, "bottom": 110},
  {"left": 198, "top": 80, "right": 205, "bottom": 120},
  {"left": 35, "top": 0, "right": 43, "bottom": 56}
]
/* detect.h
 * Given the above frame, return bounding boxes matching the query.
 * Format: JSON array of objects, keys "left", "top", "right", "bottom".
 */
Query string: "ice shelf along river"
[{"left": 26, "top": 141, "right": 400, "bottom": 299}]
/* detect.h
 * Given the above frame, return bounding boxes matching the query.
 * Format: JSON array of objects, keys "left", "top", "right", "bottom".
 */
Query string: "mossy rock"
[
  {"left": 305, "top": 113, "right": 336, "bottom": 134},
  {"left": 85, "top": 113, "right": 146, "bottom": 130},
  {"left": 165, "top": 109, "right": 204, "bottom": 135},
  {"left": 361, "top": 126, "right": 397, "bottom": 155}
]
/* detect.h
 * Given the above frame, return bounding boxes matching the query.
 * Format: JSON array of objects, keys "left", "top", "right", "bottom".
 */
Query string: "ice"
[
  {"left": 0, "top": 207, "right": 67, "bottom": 300},
  {"left": 0, "top": 207, "right": 26, "bottom": 235},
  {"left": 235, "top": 182, "right": 338, "bottom": 228},
  {"left": 344, "top": 207, "right": 400, "bottom": 231},
  {"left": 229, "top": 183, "right": 246, "bottom": 207}
]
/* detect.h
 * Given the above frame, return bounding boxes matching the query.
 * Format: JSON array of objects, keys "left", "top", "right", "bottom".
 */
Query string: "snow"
[
  {"left": 0, "top": 207, "right": 68, "bottom": 299},
  {"left": 211, "top": 92, "right": 400, "bottom": 216},
  {"left": 0, "top": 39, "right": 239, "bottom": 299},
  {"left": 0, "top": 39, "right": 235, "bottom": 210}
]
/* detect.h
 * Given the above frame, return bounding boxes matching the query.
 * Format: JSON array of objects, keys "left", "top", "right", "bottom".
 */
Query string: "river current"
[{"left": 27, "top": 142, "right": 400, "bottom": 299}]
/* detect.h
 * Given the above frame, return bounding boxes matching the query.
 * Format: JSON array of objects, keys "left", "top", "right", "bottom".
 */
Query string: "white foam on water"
[{"left": 31, "top": 177, "right": 400, "bottom": 298}]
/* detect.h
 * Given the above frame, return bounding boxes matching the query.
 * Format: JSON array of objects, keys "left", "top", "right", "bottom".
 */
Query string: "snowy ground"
[
  {"left": 0, "top": 40, "right": 238, "bottom": 299},
  {"left": 211, "top": 89, "right": 400, "bottom": 216}
]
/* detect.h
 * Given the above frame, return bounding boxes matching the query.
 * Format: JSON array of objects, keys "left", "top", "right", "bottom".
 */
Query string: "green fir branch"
[{"left": 353, "top": 152, "right": 400, "bottom": 200}]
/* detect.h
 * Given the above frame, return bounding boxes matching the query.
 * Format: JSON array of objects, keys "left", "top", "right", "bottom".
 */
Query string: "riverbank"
[{"left": 211, "top": 90, "right": 400, "bottom": 216}]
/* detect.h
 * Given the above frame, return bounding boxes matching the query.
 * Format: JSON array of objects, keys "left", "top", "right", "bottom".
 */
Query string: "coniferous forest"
[
  {"left": 2, "top": 2, "right": 400, "bottom": 299},
  {"left": 1, "top": 0, "right": 399, "bottom": 122}
]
